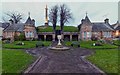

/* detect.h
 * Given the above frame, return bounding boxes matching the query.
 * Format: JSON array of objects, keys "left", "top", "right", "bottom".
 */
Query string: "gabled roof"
[
  {"left": 92, "top": 22, "right": 114, "bottom": 32},
  {"left": 25, "top": 15, "right": 35, "bottom": 26},
  {"left": 4, "top": 23, "right": 24, "bottom": 32},
  {"left": 116, "top": 26, "right": 120, "bottom": 30},
  {"left": 85, "top": 15, "right": 91, "bottom": 23},
  {"left": 25, "top": 16, "right": 33, "bottom": 24},
  {"left": 112, "top": 21, "right": 120, "bottom": 30}
]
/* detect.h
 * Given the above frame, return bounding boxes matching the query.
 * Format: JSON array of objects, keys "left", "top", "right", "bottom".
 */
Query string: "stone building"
[
  {"left": 78, "top": 14, "right": 114, "bottom": 40},
  {"left": 1, "top": 13, "right": 38, "bottom": 41},
  {"left": 112, "top": 21, "right": 120, "bottom": 38},
  {"left": 24, "top": 13, "right": 38, "bottom": 40},
  {"left": 79, "top": 14, "right": 92, "bottom": 40}
]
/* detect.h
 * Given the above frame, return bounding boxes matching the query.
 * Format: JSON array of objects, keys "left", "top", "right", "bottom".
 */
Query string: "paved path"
[{"left": 25, "top": 47, "right": 105, "bottom": 74}]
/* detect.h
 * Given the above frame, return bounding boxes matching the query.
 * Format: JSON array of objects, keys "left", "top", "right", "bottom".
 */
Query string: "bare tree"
[
  {"left": 60, "top": 4, "right": 73, "bottom": 32},
  {"left": 49, "top": 5, "right": 59, "bottom": 31},
  {"left": 2, "top": 16, "right": 8, "bottom": 22},
  {"left": 3, "top": 11, "right": 23, "bottom": 24}
]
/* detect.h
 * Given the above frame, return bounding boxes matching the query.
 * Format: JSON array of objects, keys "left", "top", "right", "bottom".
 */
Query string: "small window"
[{"left": 87, "top": 32, "right": 91, "bottom": 38}]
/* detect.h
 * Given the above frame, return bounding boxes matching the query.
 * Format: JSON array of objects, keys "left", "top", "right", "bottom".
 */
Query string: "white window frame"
[
  {"left": 87, "top": 32, "right": 91, "bottom": 38},
  {"left": 83, "top": 32, "right": 87, "bottom": 39},
  {"left": 103, "top": 32, "right": 111, "bottom": 38}
]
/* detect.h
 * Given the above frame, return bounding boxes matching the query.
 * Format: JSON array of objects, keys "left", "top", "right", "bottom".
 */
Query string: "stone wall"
[
  {"left": 24, "top": 25, "right": 38, "bottom": 40},
  {"left": 80, "top": 23, "right": 92, "bottom": 40}
]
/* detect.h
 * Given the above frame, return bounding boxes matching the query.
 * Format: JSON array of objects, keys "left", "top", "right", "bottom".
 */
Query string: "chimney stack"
[{"left": 104, "top": 18, "right": 109, "bottom": 24}]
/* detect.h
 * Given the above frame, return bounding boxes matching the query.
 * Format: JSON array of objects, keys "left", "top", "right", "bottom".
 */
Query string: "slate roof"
[
  {"left": 25, "top": 16, "right": 34, "bottom": 26},
  {"left": 2, "top": 15, "right": 35, "bottom": 32},
  {"left": 84, "top": 15, "right": 91, "bottom": 23},
  {"left": 112, "top": 21, "right": 120, "bottom": 30},
  {"left": 0, "top": 22, "right": 10, "bottom": 29},
  {"left": 3, "top": 23, "right": 24, "bottom": 32},
  {"left": 116, "top": 26, "right": 120, "bottom": 30},
  {"left": 92, "top": 22, "right": 114, "bottom": 32}
]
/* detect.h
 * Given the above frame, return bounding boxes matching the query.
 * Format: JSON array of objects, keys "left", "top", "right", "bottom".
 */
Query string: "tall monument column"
[{"left": 45, "top": 5, "right": 49, "bottom": 27}]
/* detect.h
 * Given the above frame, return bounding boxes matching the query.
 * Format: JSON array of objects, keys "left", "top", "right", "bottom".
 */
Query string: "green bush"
[
  {"left": 14, "top": 34, "right": 19, "bottom": 41},
  {"left": 19, "top": 33, "right": 26, "bottom": 41}
]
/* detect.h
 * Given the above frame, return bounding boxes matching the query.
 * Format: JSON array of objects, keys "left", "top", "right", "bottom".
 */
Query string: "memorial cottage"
[
  {"left": 78, "top": 14, "right": 114, "bottom": 40},
  {"left": 1, "top": 13, "right": 38, "bottom": 42}
]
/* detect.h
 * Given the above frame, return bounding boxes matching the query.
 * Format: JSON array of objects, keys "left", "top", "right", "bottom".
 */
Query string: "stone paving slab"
[{"left": 25, "top": 47, "right": 105, "bottom": 74}]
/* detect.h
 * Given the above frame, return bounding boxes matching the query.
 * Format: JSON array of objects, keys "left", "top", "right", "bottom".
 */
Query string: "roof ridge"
[
  {"left": 25, "top": 16, "right": 34, "bottom": 26},
  {"left": 92, "top": 22, "right": 104, "bottom": 24},
  {"left": 84, "top": 15, "right": 91, "bottom": 23}
]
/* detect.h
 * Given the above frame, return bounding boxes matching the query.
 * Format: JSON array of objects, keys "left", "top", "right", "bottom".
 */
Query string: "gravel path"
[{"left": 25, "top": 47, "right": 105, "bottom": 74}]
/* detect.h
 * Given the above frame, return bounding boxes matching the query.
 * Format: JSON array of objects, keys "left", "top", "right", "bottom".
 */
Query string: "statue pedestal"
[
  {"left": 57, "top": 35, "right": 62, "bottom": 46},
  {"left": 49, "top": 35, "right": 70, "bottom": 51}
]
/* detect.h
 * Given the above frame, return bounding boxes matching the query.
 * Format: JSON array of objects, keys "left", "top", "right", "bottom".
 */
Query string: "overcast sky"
[{"left": 0, "top": 2, "right": 118, "bottom": 27}]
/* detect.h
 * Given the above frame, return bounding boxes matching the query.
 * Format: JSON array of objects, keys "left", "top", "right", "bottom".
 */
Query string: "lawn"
[
  {"left": 2, "top": 49, "right": 35, "bottom": 73},
  {"left": 87, "top": 49, "right": 119, "bottom": 73},
  {"left": 0, "top": 41, "right": 2, "bottom": 74},
  {"left": 2, "top": 41, "right": 51, "bottom": 49},
  {"left": 0, "top": 50, "right": 2, "bottom": 74},
  {"left": 64, "top": 41, "right": 118, "bottom": 49},
  {"left": 37, "top": 26, "right": 78, "bottom": 32}
]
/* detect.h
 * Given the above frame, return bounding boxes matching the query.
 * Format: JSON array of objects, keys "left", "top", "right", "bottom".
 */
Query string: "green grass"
[
  {"left": 113, "top": 40, "right": 120, "bottom": 46},
  {"left": 2, "top": 41, "right": 51, "bottom": 49},
  {"left": 87, "top": 49, "right": 118, "bottom": 73},
  {"left": 37, "top": 26, "right": 78, "bottom": 32},
  {"left": 2, "top": 49, "right": 35, "bottom": 73},
  {"left": 64, "top": 41, "right": 118, "bottom": 49},
  {"left": 0, "top": 50, "right": 2, "bottom": 74},
  {"left": 0, "top": 41, "right": 2, "bottom": 74}
]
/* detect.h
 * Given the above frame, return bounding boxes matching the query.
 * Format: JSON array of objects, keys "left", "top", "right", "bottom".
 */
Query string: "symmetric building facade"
[
  {"left": 0, "top": 5, "right": 120, "bottom": 41},
  {"left": 0, "top": 13, "right": 120, "bottom": 41}
]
